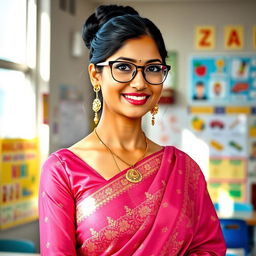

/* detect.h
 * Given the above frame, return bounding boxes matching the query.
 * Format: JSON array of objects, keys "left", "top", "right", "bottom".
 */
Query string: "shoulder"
[
  {"left": 41, "top": 149, "right": 72, "bottom": 181},
  {"left": 41, "top": 147, "right": 87, "bottom": 184},
  {"left": 40, "top": 149, "right": 75, "bottom": 192},
  {"left": 164, "top": 146, "right": 203, "bottom": 176},
  {"left": 42, "top": 149, "right": 70, "bottom": 170},
  {"left": 162, "top": 145, "right": 188, "bottom": 160},
  {"left": 165, "top": 146, "right": 199, "bottom": 163}
]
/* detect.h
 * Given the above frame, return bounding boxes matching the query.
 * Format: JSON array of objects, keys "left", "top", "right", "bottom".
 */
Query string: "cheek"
[
  {"left": 153, "top": 86, "right": 163, "bottom": 98},
  {"left": 98, "top": 69, "right": 112, "bottom": 85},
  {"left": 101, "top": 85, "right": 122, "bottom": 103}
]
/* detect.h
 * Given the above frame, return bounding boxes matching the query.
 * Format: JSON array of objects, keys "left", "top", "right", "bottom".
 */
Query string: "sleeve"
[
  {"left": 187, "top": 170, "right": 227, "bottom": 256},
  {"left": 39, "top": 154, "right": 77, "bottom": 256}
]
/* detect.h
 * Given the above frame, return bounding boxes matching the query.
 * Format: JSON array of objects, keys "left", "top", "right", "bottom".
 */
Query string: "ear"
[{"left": 88, "top": 63, "right": 101, "bottom": 87}]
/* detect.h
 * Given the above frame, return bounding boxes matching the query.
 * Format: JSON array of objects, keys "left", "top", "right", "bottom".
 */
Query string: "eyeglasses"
[{"left": 96, "top": 61, "right": 171, "bottom": 85}]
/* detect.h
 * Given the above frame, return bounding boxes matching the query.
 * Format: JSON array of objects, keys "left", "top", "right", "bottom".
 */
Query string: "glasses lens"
[
  {"left": 110, "top": 61, "right": 169, "bottom": 84},
  {"left": 144, "top": 64, "right": 168, "bottom": 84},
  {"left": 111, "top": 62, "right": 135, "bottom": 83}
]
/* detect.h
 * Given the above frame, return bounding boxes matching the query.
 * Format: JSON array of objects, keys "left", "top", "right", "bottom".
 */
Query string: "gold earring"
[
  {"left": 92, "top": 84, "right": 101, "bottom": 125},
  {"left": 150, "top": 105, "right": 159, "bottom": 126}
]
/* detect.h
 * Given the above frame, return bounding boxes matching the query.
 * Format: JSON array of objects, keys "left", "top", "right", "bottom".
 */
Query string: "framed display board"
[
  {"left": 0, "top": 138, "right": 39, "bottom": 229},
  {"left": 189, "top": 54, "right": 256, "bottom": 104}
]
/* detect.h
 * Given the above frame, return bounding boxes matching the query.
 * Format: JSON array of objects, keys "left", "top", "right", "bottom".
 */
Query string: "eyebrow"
[{"left": 115, "top": 57, "right": 162, "bottom": 64}]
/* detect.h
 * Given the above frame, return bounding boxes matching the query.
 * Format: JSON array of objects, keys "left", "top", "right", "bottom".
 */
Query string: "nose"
[{"left": 129, "top": 69, "right": 147, "bottom": 90}]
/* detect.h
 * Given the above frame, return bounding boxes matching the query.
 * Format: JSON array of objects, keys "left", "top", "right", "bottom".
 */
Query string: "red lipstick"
[{"left": 122, "top": 93, "right": 149, "bottom": 105}]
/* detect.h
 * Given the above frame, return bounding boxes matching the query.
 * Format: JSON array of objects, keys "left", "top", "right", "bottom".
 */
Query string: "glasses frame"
[{"left": 96, "top": 60, "right": 171, "bottom": 85}]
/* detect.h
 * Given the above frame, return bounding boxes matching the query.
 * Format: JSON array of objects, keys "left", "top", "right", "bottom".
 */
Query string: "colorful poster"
[
  {"left": 209, "top": 158, "right": 247, "bottom": 180},
  {"left": 190, "top": 54, "right": 256, "bottom": 104},
  {"left": 208, "top": 181, "right": 246, "bottom": 202},
  {"left": 188, "top": 109, "right": 249, "bottom": 203},
  {"left": 0, "top": 138, "right": 39, "bottom": 229},
  {"left": 189, "top": 113, "right": 247, "bottom": 157}
]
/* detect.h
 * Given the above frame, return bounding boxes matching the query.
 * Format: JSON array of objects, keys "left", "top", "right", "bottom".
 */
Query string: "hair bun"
[{"left": 82, "top": 5, "right": 139, "bottom": 49}]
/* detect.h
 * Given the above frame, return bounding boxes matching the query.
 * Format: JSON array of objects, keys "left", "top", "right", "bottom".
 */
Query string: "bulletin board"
[
  {"left": 189, "top": 112, "right": 247, "bottom": 158},
  {"left": 189, "top": 54, "right": 256, "bottom": 104},
  {"left": 188, "top": 106, "right": 253, "bottom": 202},
  {"left": 0, "top": 138, "right": 39, "bottom": 229}
]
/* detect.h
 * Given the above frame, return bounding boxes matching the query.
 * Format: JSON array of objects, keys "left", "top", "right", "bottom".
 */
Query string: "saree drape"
[{"left": 39, "top": 146, "right": 226, "bottom": 255}]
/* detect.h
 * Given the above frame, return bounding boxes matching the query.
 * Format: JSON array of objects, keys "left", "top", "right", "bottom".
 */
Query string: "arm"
[
  {"left": 39, "top": 154, "right": 77, "bottom": 256},
  {"left": 187, "top": 172, "right": 226, "bottom": 256}
]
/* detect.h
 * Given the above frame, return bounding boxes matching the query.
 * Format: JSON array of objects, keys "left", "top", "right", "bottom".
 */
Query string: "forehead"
[{"left": 108, "top": 35, "right": 162, "bottom": 62}]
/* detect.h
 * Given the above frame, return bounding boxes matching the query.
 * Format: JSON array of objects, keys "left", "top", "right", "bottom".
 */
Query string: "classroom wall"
[{"left": 49, "top": 0, "right": 94, "bottom": 152}]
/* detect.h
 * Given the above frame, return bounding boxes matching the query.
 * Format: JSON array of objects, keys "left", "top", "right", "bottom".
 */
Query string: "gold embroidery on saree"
[
  {"left": 160, "top": 153, "right": 201, "bottom": 256},
  {"left": 76, "top": 152, "right": 163, "bottom": 223},
  {"left": 81, "top": 187, "right": 165, "bottom": 255}
]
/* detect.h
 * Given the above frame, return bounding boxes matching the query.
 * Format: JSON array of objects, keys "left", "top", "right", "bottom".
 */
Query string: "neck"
[{"left": 96, "top": 114, "right": 145, "bottom": 151}]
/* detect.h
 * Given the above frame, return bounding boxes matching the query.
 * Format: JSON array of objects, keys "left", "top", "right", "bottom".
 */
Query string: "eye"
[
  {"left": 146, "top": 65, "right": 162, "bottom": 73},
  {"left": 113, "top": 62, "right": 133, "bottom": 72}
]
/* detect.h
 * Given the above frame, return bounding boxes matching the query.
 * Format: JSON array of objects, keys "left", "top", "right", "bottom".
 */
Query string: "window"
[{"left": 0, "top": 0, "right": 37, "bottom": 138}]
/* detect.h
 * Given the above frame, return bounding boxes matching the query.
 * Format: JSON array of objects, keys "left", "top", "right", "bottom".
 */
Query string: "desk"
[
  {"left": 218, "top": 211, "right": 256, "bottom": 226},
  {"left": 0, "top": 253, "right": 39, "bottom": 256}
]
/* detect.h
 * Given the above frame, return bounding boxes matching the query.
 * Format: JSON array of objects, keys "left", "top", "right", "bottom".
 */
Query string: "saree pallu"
[{"left": 39, "top": 146, "right": 226, "bottom": 256}]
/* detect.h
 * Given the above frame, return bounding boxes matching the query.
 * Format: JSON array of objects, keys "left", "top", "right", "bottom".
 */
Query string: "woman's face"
[{"left": 90, "top": 35, "right": 163, "bottom": 121}]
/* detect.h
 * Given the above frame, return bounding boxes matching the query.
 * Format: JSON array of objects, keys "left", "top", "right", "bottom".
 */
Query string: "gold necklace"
[{"left": 94, "top": 128, "right": 148, "bottom": 183}]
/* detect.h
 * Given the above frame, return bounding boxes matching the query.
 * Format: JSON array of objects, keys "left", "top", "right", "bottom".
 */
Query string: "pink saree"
[{"left": 39, "top": 146, "right": 226, "bottom": 255}]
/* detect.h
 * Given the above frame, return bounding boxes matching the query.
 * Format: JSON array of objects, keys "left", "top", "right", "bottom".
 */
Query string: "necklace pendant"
[{"left": 125, "top": 168, "right": 142, "bottom": 183}]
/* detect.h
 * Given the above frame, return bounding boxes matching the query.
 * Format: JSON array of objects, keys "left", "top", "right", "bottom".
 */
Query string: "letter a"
[
  {"left": 228, "top": 30, "right": 240, "bottom": 46},
  {"left": 225, "top": 26, "right": 243, "bottom": 50}
]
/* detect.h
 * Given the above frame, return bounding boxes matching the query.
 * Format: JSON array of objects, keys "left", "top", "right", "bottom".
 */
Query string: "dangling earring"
[
  {"left": 92, "top": 84, "right": 101, "bottom": 125},
  {"left": 150, "top": 104, "right": 159, "bottom": 126}
]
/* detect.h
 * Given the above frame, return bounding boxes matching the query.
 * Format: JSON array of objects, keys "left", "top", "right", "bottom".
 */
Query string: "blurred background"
[{"left": 0, "top": 0, "right": 256, "bottom": 254}]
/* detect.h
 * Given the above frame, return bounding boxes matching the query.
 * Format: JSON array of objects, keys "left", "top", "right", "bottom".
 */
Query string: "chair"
[
  {"left": 0, "top": 239, "right": 36, "bottom": 253},
  {"left": 220, "top": 219, "right": 250, "bottom": 255}
]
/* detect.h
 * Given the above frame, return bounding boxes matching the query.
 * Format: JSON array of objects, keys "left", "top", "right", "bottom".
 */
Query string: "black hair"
[
  {"left": 82, "top": 5, "right": 168, "bottom": 64},
  {"left": 196, "top": 81, "right": 205, "bottom": 87}
]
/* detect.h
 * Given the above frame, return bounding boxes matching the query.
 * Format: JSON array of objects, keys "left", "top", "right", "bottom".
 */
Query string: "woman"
[{"left": 39, "top": 4, "right": 226, "bottom": 255}]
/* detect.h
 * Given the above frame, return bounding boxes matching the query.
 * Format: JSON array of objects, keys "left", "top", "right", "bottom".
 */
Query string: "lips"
[{"left": 122, "top": 93, "right": 150, "bottom": 105}]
